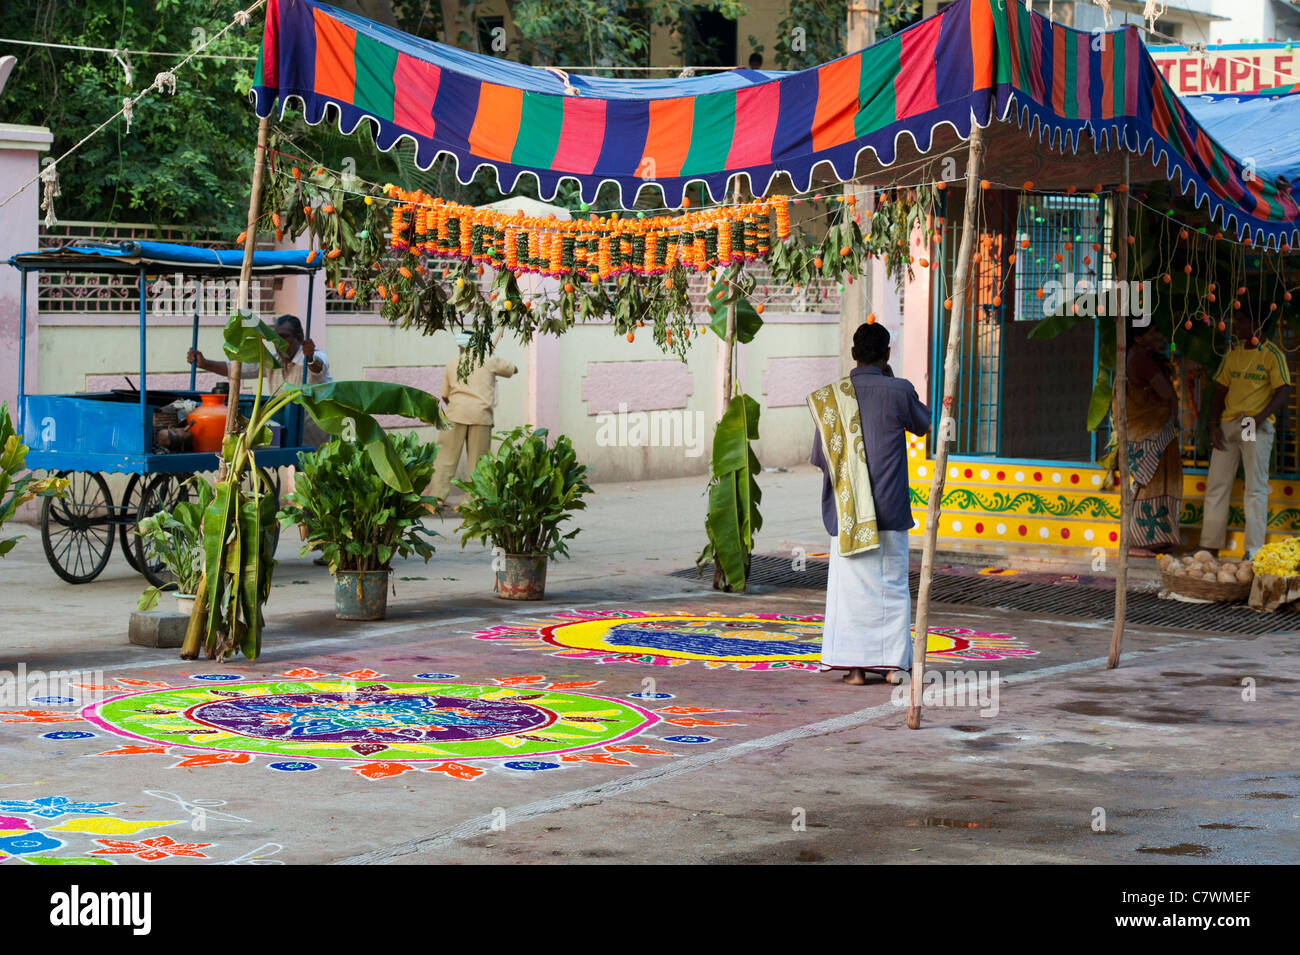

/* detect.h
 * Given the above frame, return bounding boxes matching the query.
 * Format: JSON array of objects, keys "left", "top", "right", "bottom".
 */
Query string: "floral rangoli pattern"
[{"left": 471, "top": 610, "right": 1038, "bottom": 670}]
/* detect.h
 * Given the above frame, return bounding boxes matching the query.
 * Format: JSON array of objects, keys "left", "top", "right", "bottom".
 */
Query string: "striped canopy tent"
[{"left": 251, "top": 0, "right": 1300, "bottom": 248}]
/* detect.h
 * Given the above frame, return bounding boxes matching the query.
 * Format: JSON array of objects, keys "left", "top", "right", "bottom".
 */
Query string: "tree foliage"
[
  {"left": 772, "top": 0, "right": 923, "bottom": 70},
  {"left": 0, "top": 0, "right": 263, "bottom": 232}
]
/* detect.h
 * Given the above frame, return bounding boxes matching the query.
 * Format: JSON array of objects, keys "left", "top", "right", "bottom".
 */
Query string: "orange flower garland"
[{"left": 385, "top": 187, "right": 790, "bottom": 281}]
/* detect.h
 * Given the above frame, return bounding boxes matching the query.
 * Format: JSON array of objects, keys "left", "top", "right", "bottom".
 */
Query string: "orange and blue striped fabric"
[{"left": 252, "top": 0, "right": 1300, "bottom": 246}]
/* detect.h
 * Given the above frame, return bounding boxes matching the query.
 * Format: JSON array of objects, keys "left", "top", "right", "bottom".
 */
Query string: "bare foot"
[
  {"left": 840, "top": 668, "right": 869, "bottom": 686},
  {"left": 1129, "top": 547, "right": 1158, "bottom": 558}
]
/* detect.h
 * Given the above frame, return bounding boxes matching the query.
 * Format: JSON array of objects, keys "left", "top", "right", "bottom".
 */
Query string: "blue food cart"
[{"left": 9, "top": 240, "right": 322, "bottom": 584}]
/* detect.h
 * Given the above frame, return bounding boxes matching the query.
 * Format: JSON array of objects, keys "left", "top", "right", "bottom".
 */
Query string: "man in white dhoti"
[{"left": 809, "top": 322, "right": 931, "bottom": 685}]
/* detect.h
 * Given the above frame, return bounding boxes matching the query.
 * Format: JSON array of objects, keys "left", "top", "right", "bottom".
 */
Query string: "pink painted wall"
[
  {"left": 365, "top": 364, "right": 443, "bottom": 428},
  {"left": 86, "top": 371, "right": 221, "bottom": 392},
  {"left": 581, "top": 359, "right": 694, "bottom": 414},
  {"left": 762, "top": 356, "right": 840, "bottom": 407},
  {"left": 528, "top": 332, "right": 559, "bottom": 432},
  {"left": 0, "top": 125, "right": 51, "bottom": 419},
  {"left": 277, "top": 230, "right": 327, "bottom": 345},
  {"left": 899, "top": 226, "right": 932, "bottom": 399}
]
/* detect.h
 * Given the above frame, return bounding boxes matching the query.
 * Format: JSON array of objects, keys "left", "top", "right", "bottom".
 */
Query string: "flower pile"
[{"left": 1251, "top": 538, "right": 1300, "bottom": 577}]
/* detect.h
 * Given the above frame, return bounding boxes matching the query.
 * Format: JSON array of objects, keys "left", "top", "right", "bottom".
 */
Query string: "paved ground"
[{"left": 1, "top": 467, "right": 1295, "bottom": 865}]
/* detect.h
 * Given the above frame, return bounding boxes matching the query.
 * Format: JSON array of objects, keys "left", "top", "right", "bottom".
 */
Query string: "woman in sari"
[{"left": 1126, "top": 322, "right": 1182, "bottom": 556}]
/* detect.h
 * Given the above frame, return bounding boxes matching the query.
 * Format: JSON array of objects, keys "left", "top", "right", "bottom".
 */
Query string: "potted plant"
[
  {"left": 279, "top": 431, "right": 439, "bottom": 620},
  {"left": 182, "top": 310, "right": 444, "bottom": 660},
  {"left": 454, "top": 426, "right": 592, "bottom": 600},
  {"left": 136, "top": 478, "right": 212, "bottom": 614}
]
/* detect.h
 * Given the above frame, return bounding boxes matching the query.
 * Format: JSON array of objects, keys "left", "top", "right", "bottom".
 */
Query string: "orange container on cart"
[{"left": 189, "top": 389, "right": 229, "bottom": 453}]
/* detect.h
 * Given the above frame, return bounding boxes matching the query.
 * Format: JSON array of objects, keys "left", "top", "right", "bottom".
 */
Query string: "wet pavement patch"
[
  {"left": 1199, "top": 823, "right": 1260, "bottom": 830},
  {"left": 1136, "top": 843, "right": 1214, "bottom": 856}
]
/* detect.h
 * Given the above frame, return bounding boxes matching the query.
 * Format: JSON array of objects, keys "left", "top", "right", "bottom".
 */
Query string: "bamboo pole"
[
  {"left": 840, "top": 1, "right": 878, "bottom": 377},
  {"left": 718, "top": 179, "right": 742, "bottom": 411},
  {"left": 908, "top": 125, "right": 986, "bottom": 730},
  {"left": 714, "top": 179, "right": 742, "bottom": 592},
  {"left": 219, "top": 115, "right": 272, "bottom": 480},
  {"left": 1108, "top": 154, "right": 1133, "bottom": 669}
]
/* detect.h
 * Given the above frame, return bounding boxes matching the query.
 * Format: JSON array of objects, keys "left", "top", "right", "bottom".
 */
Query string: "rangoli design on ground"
[
  {"left": 86, "top": 679, "right": 660, "bottom": 764},
  {"left": 1, "top": 670, "right": 739, "bottom": 790},
  {"left": 471, "top": 610, "right": 1037, "bottom": 670},
  {"left": 0, "top": 789, "right": 287, "bottom": 866}
]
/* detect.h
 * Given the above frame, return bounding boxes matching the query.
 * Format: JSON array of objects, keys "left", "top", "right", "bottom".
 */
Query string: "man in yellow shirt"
[
  {"left": 1200, "top": 311, "right": 1292, "bottom": 558},
  {"left": 429, "top": 331, "right": 517, "bottom": 508}
]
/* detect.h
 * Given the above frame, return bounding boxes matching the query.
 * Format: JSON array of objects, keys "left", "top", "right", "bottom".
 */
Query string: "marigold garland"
[{"left": 385, "top": 188, "right": 791, "bottom": 282}]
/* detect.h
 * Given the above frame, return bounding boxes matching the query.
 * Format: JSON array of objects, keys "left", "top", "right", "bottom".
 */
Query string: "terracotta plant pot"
[
  {"left": 334, "top": 569, "right": 390, "bottom": 620},
  {"left": 496, "top": 553, "right": 548, "bottom": 600}
]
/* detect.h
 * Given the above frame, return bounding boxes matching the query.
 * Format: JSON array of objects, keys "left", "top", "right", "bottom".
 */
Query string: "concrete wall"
[
  {"left": 0, "top": 124, "right": 50, "bottom": 418},
  {"left": 27, "top": 281, "right": 858, "bottom": 482}
]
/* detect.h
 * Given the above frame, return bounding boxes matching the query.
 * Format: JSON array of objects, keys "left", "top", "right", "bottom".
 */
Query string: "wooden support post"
[
  {"left": 840, "top": 0, "right": 878, "bottom": 377},
  {"left": 1108, "top": 155, "right": 1133, "bottom": 669},
  {"left": 717, "top": 178, "right": 742, "bottom": 417},
  {"left": 714, "top": 178, "right": 742, "bottom": 592},
  {"left": 220, "top": 115, "right": 271, "bottom": 479},
  {"left": 908, "top": 126, "right": 986, "bottom": 730}
]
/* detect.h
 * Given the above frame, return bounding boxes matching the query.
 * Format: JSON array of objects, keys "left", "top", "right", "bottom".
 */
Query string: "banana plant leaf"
[
  {"left": 201, "top": 481, "right": 235, "bottom": 644},
  {"left": 1087, "top": 319, "right": 1117, "bottom": 432},
  {"left": 237, "top": 491, "right": 277, "bottom": 660},
  {"left": 1, "top": 402, "right": 68, "bottom": 557},
  {"left": 284, "top": 380, "right": 447, "bottom": 493},
  {"left": 223, "top": 309, "right": 286, "bottom": 367},
  {"left": 707, "top": 285, "right": 763, "bottom": 344},
  {"left": 700, "top": 393, "right": 763, "bottom": 591}
]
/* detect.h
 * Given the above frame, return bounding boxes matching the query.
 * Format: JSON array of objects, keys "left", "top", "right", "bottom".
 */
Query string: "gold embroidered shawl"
[{"left": 807, "top": 377, "right": 879, "bottom": 556}]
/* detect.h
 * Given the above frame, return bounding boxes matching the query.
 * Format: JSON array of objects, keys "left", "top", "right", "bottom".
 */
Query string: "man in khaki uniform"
[{"left": 429, "top": 331, "right": 517, "bottom": 506}]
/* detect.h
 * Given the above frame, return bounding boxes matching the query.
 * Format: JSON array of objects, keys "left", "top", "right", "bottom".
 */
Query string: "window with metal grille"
[
  {"left": 1014, "top": 194, "right": 1108, "bottom": 322},
  {"left": 932, "top": 191, "right": 1110, "bottom": 463}
]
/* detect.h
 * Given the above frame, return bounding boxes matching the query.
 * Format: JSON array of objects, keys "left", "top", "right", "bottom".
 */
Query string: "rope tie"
[
  {"left": 39, "top": 159, "right": 60, "bottom": 229},
  {"left": 542, "top": 66, "right": 578, "bottom": 95}
]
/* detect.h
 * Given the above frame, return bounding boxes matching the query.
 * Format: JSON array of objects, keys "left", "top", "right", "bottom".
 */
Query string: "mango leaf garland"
[{"left": 259, "top": 141, "right": 937, "bottom": 361}]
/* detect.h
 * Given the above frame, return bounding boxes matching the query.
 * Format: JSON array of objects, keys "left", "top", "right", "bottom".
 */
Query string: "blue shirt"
[{"left": 810, "top": 365, "right": 931, "bottom": 534}]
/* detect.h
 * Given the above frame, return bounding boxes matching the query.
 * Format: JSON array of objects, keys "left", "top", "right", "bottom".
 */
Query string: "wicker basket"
[{"left": 1161, "top": 569, "right": 1251, "bottom": 603}]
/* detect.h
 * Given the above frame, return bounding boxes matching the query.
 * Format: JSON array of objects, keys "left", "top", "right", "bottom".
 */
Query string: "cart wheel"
[
  {"left": 41, "top": 471, "right": 115, "bottom": 584},
  {"left": 119, "top": 474, "right": 148, "bottom": 573},
  {"left": 134, "top": 474, "right": 192, "bottom": 589}
]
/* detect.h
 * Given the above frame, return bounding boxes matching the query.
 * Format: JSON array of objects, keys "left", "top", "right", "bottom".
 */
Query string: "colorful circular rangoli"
[
  {"left": 83, "top": 680, "right": 658, "bottom": 763},
  {"left": 473, "top": 610, "right": 1038, "bottom": 670}
]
